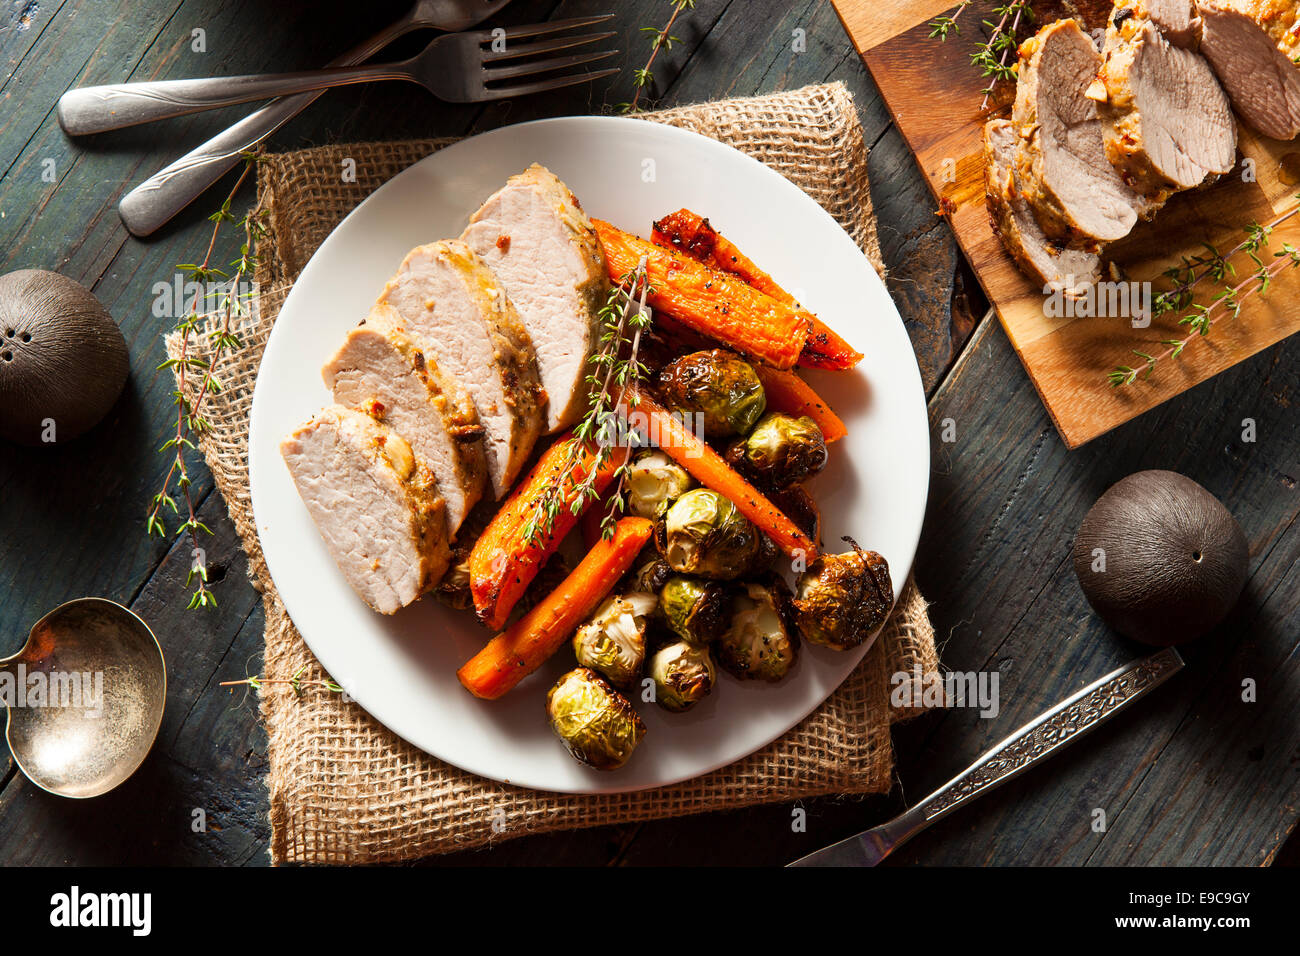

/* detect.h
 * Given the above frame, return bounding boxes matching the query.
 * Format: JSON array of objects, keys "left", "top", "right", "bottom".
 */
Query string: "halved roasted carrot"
[
  {"left": 458, "top": 516, "right": 654, "bottom": 700},
  {"left": 753, "top": 365, "right": 847, "bottom": 443},
  {"left": 593, "top": 219, "right": 808, "bottom": 370},
  {"left": 651, "top": 209, "right": 864, "bottom": 370},
  {"left": 469, "top": 434, "right": 626, "bottom": 630},
  {"left": 623, "top": 387, "right": 818, "bottom": 562}
]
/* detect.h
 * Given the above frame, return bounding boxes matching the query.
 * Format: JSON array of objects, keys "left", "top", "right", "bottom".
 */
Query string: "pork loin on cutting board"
[
  {"left": 461, "top": 164, "right": 607, "bottom": 433},
  {"left": 1093, "top": 11, "right": 1237, "bottom": 202},
  {"left": 281, "top": 405, "right": 451, "bottom": 615},
  {"left": 1013, "top": 19, "right": 1151, "bottom": 246},
  {"left": 1199, "top": 0, "right": 1300, "bottom": 140},
  {"left": 380, "top": 239, "right": 545, "bottom": 499},
  {"left": 322, "top": 304, "right": 487, "bottom": 536},
  {"left": 984, "top": 119, "right": 1102, "bottom": 295}
]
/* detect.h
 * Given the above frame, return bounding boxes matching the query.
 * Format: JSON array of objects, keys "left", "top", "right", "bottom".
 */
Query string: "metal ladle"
[{"left": 0, "top": 598, "right": 165, "bottom": 798}]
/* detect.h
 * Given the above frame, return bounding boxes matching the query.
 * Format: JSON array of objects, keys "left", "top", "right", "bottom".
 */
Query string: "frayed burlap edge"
[{"left": 170, "top": 82, "right": 938, "bottom": 864}]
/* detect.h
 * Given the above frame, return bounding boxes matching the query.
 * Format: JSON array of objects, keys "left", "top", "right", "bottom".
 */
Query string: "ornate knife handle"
[{"left": 912, "top": 647, "right": 1184, "bottom": 827}]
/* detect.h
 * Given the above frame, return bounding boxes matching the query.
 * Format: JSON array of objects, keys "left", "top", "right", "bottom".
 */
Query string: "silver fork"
[
  {"left": 113, "top": 0, "right": 519, "bottom": 238},
  {"left": 59, "top": 17, "right": 617, "bottom": 133},
  {"left": 80, "top": 11, "right": 614, "bottom": 236}
]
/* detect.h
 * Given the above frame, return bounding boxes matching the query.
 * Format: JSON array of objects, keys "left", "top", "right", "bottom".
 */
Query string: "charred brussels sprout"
[
  {"left": 573, "top": 592, "right": 656, "bottom": 689},
  {"left": 660, "top": 575, "right": 727, "bottom": 646},
  {"left": 630, "top": 553, "right": 674, "bottom": 594},
  {"left": 658, "top": 349, "right": 767, "bottom": 438},
  {"left": 768, "top": 485, "right": 821, "bottom": 549},
  {"left": 626, "top": 449, "right": 694, "bottom": 518},
  {"left": 546, "top": 668, "right": 647, "bottom": 770},
  {"left": 656, "top": 488, "right": 763, "bottom": 580},
  {"left": 716, "top": 580, "right": 799, "bottom": 682},
  {"left": 649, "top": 641, "right": 717, "bottom": 712},
  {"left": 725, "top": 413, "right": 827, "bottom": 490},
  {"left": 792, "top": 541, "right": 893, "bottom": 650}
]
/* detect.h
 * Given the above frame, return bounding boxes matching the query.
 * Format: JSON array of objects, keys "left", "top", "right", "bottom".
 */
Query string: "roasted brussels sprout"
[
  {"left": 660, "top": 575, "right": 726, "bottom": 646},
  {"left": 626, "top": 449, "right": 695, "bottom": 518},
  {"left": 648, "top": 641, "right": 717, "bottom": 712},
  {"left": 658, "top": 349, "right": 767, "bottom": 438},
  {"left": 716, "top": 579, "right": 799, "bottom": 682},
  {"left": 725, "top": 413, "right": 827, "bottom": 490},
  {"left": 656, "top": 488, "right": 763, "bottom": 579},
  {"left": 630, "top": 552, "right": 674, "bottom": 594},
  {"left": 546, "top": 667, "right": 647, "bottom": 770},
  {"left": 792, "top": 540, "right": 893, "bottom": 650},
  {"left": 572, "top": 592, "right": 656, "bottom": 689}
]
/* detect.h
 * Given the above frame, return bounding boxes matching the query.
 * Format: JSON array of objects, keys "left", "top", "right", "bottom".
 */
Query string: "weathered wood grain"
[{"left": 886, "top": 315, "right": 1300, "bottom": 866}]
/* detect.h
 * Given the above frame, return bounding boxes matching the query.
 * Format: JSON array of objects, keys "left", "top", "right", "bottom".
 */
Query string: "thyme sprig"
[
  {"left": 930, "top": 1, "right": 1035, "bottom": 109},
  {"left": 1109, "top": 204, "right": 1300, "bottom": 386},
  {"left": 220, "top": 664, "right": 344, "bottom": 697},
  {"left": 147, "top": 154, "right": 267, "bottom": 609},
  {"left": 618, "top": 0, "right": 696, "bottom": 114},
  {"left": 521, "top": 259, "right": 652, "bottom": 546}
]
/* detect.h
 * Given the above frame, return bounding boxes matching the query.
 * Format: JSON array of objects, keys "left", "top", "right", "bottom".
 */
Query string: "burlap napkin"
[{"left": 170, "top": 82, "right": 939, "bottom": 864}]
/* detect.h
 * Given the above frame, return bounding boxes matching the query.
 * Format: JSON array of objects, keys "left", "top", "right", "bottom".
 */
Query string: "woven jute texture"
[{"left": 169, "top": 82, "right": 938, "bottom": 864}]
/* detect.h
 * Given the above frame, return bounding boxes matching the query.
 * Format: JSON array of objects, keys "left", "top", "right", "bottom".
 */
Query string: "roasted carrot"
[
  {"left": 593, "top": 219, "right": 808, "bottom": 370},
  {"left": 651, "top": 209, "right": 864, "bottom": 370},
  {"left": 753, "top": 365, "right": 848, "bottom": 443},
  {"left": 623, "top": 387, "right": 818, "bottom": 562},
  {"left": 458, "top": 517, "right": 654, "bottom": 700},
  {"left": 469, "top": 434, "right": 626, "bottom": 630}
]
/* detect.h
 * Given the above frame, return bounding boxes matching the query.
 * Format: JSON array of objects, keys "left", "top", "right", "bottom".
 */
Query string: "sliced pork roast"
[
  {"left": 1118, "top": 0, "right": 1202, "bottom": 48},
  {"left": 380, "top": 239, "right": 545, "bottom": 499},
  {"left": 461, "top": 164, "right": 607, "bottom": 433},
  {"left": 1199, "top": 0, "right": 1300, "bottom": 140},
  {"left": 1092, "top": 12, "right": 1237, "bottom": 202},
  {"left": 281, "top": 405, "right": 451, "bottom": 615},
  {"left": 984, "top": 119, "right": 1102, "bottom": 295},
  {"left": 322, "top": 305, "right": 487, "bottom": 536},
  {"left": 1013, "top": 19, "right": 1150, "bottom": 247}
]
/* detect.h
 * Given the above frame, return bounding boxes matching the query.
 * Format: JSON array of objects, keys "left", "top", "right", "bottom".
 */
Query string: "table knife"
[{"left": 788, "top": 646, "right": 1185, "bottom": 867}]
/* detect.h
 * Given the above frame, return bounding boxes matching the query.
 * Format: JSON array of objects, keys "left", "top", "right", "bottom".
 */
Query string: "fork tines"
[{"left": 477, "top": 14, "right": 619, "bottom": 99}]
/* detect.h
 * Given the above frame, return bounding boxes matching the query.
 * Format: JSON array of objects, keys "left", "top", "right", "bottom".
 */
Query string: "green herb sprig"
[
  {"left": 618, "top": 0, "right": 696, "bottom": 114},
  {"left": 1109, "top": 203, "right": 1300, "bottom": 386},
  {"left": 220, "top": 663, "right": 344, "bottom": 697},
  {"left": 147, "top": 155, "right": 268, "bottom": 609},
  {"left": 522, "top": 259, "right": 652, "bottom": 546},
  {"left": 930, "top": 1, "right": 1034, "bottom": 108}
]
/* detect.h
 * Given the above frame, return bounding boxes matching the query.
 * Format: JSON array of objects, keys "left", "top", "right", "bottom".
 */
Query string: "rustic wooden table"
[{"left": 0, "top": 0, "right": 1295, "bottom": 867}]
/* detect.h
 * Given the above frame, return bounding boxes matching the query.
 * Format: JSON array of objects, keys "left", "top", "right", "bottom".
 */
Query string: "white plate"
[{"left": 249, "top": 116, "right": 929, "bottom": 794}]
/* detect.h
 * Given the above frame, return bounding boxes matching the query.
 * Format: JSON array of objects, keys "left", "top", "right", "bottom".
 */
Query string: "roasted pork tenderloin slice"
[
  {"left": 281, "top": 405, "right": 451, "bottom": 615},
  {"left": 1013, "top": 19, "right": 1151, "bottom": 247},
  {"left": 1113, "top": 0, "right": 1202, "bottom": 48},
  {"left": 1199, "top": 0, "right": 1300, "bottom": 140},
  {"left": 984, "top": 119, "right": 1102, "bottom": 295},
  {"left": 322, "top": 304, "right": 487, "bottom": 536},
  {"left": 1092, "top": 13, "right": 1237, "bottom": 203},
  {"left": 380, "top": 239, "right": 545, "bottom": 499},
  {"left": 461, "top": 163, "right": 607, "bottom": 433}
]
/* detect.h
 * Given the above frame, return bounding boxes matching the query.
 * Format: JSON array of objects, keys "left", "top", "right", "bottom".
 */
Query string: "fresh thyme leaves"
[
  {"left": 930, "top": 1, "right": 1035, "bottom": 108},
  {"left": 521, "top": 258, "right": 653, "bottom": 547},
  {"left": 618, "top": 0, "right": 697, "bottom": 114},
  {"left": 1109, "top": 202, "right": 1300, "bottom": 387},
  {"left": 220, "top": 664, "right": 344, "bottom": 698},
  {"left": 148, "top": 153, "right": 268, "bottom": 609}
]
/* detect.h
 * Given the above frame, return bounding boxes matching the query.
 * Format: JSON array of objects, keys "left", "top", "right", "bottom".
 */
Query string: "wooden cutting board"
[{"left": 833, "top": 0, "right": 1300, "bottom": 447}]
